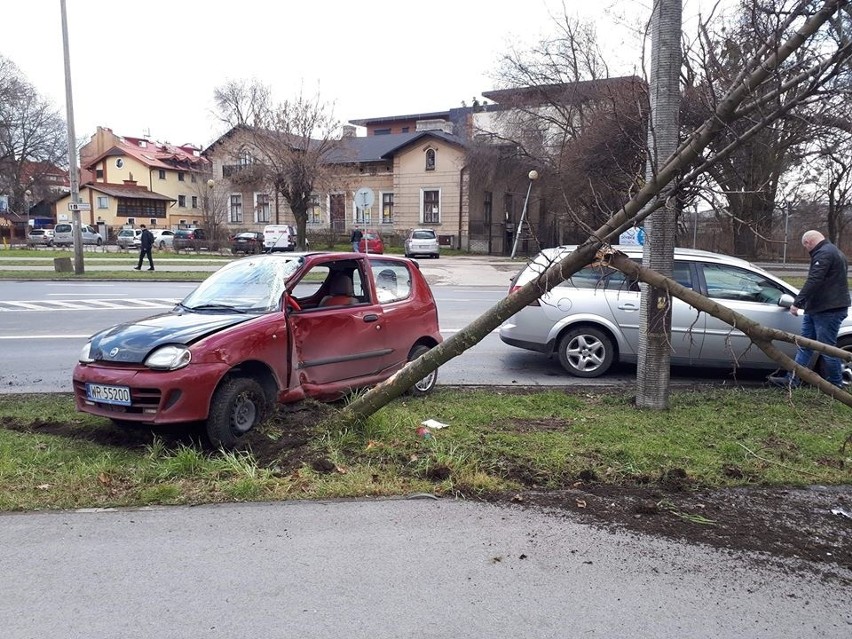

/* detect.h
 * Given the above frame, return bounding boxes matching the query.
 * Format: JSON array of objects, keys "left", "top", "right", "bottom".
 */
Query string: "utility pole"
[{"left": 60, "top": 0, "right": 84, "bottom": 274}]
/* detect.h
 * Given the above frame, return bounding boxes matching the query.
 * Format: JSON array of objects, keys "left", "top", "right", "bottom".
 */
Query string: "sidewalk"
[{"left": 0, "top": 253, "right": 524, "bottom": 287}]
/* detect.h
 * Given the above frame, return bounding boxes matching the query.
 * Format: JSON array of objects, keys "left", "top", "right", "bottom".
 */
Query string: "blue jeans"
[
  {"left": 793, "top": 308, "right": 847, "bottom": 386},
  {"left": 352, "top": 242, "right": 360, "bottom": 252}
]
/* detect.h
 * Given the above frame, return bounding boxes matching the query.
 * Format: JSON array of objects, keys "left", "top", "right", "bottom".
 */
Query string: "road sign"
[
  {"left": 68, "top": 202, "right": 91, "bottom": 211},
  {"left": 619, "top": 227, "right": 645, "bottom": 246},
  {"left": 355, "top": 187, "right": 374, "bottom": 210}
]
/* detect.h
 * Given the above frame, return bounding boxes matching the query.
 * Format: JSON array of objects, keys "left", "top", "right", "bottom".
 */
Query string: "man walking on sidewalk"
[
  {"left": 768, "top": 230, "right": 850, "bottom": 388},
  {"left": 133, "top": 225, "right": 155, "bottom": 271}
]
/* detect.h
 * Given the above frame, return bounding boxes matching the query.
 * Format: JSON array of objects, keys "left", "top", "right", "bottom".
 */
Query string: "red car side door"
[{"left": 287, "top": 259, "right": 391, "bottom": 386}]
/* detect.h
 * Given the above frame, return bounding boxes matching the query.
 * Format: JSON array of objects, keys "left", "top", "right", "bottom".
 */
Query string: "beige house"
[
  {"left": 56, "top": 127, "right": 211, "bottom": 238},
  {"left": 203, "top": 121, "right": 470, "bottom": 248}
]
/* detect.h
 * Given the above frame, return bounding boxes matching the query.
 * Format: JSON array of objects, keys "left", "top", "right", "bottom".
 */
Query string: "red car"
[
  {"left": 358, "top": 229, "right": 384, "bottom": 254},
  {"left": 73, "top": 252, "right": 442, "bottom": 447}
]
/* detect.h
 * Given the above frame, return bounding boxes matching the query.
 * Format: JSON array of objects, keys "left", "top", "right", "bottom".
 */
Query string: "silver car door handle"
[{"left": 617, "top": 303, "right": 639, "bottom": 310}]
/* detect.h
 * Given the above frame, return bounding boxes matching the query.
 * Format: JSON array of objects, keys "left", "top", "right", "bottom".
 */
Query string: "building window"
[
  {"left": 374, "top": 128, "right": 391, "bottom": 135},
  {"left": 425, "top": 148, "right": 436, "bottom": 171},
  {"left": 178, "top": 195, "right": 187, "bottom": 208},
  {"left": 401, "top": 127, "right": 409, "bottom": 133},
  {"left": 95, "top": 168, "right": 104, "bottom": 179},
  {"left": 191, "top": 195, "right": 198, "bottom": 209},
  {"left": 178, "top": 172, "right": 185, "bottom": 182},
  {"left": 421, "top": 189, "right": 440, "bottom": 224},
  {"left": 355, "top": 203, "right": 372, "bottom": 224},
  {"left": 484, "top": 191, "right": 492, "bottom": 222},
  {"left": 230, "top": 194, "right": 243, "bottom": 223},
  {"left": 190, "top": 173, "right": 197, "bottom": 183},
  {"left": 116, "top": 199, "right": 166, "bottom": 218},
  {"left": 308, "top": 195, "right": 322, "bottom": 224},
  {"left": 381, "top": 192, "right": 393, "bottom": 224},
  {"left": 255, "top": 192, "right": 270, "bottom": 223},
  {"left": 97, "top": 196, "right": 109, "bottom": 209},
  {"left": 158, "top": 169, "right": 166, "bottom": 180}
]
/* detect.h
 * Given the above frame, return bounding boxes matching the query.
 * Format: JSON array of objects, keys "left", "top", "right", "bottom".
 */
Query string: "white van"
[{"left": 263, "top": 224, "right": 296, "bottom": 252}]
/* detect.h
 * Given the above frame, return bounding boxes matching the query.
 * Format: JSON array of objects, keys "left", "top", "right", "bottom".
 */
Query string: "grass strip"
[{"left": 0, "top": 387, "right": 849, "bottom": 512}]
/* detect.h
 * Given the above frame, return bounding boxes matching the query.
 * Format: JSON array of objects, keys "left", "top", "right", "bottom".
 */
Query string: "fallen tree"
[{"left": 329, "top": 0, "right": 852, "bottom": 426}]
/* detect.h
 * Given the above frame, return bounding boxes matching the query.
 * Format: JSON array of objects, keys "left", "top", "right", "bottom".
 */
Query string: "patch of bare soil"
[
  {"left": 4, "top": 404, "right": 851, "bottom": 579},
  {"left": 495, "top": 484, "right": 852, "bottom": 582}
]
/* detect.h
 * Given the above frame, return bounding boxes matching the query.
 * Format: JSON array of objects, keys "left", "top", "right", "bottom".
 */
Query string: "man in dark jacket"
[
  {"left": 769, "top": 230, "right": 850, "bottom": 388},
  {"left": 350, "top": 227, "right": 363, "bottom": 252},
  {"left": 134, "top": 225, "right": 155, "bottom": 271}
]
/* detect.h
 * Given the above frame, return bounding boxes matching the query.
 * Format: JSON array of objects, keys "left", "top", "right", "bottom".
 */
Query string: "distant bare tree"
[
  {"left": 184, "top": 177, "right": 229, "bottom": 248},
  {"left": 682, "top": 0, "right": 852, "bottom": 258},
  {"left": 484, "top": 16, "right": 647, "bottom": 239},
  {"left": 0, "top": 55, "right": 67, "bottom": 217},
  {"left": 214, "top": 80, "right": 343, "bottom": 249}
]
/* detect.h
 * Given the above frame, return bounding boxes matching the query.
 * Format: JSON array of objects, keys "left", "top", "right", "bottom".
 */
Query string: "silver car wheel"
[
  {"left": 557, "top": 327, "right": 615, "bottom": 378},
  {"left": 567, "top": 335, "right": 605, "bottom": 370}
]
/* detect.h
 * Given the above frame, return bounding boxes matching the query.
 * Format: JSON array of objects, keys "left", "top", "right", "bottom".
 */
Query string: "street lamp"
[
  {"left": 511, "top": 170, "right": 539, "bottom": 259},
  {"left": 205, "top": 179, "right": 216, "bottom": 235}
]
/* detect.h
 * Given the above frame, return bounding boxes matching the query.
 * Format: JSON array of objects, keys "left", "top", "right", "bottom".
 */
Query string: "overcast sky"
[{"left": 3, "top": 1, "right": 714, "bottom": 149}]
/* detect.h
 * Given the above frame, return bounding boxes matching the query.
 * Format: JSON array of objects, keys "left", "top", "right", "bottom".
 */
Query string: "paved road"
[{"left": 1, "top": 498, "right": 849, "bottom": 638}]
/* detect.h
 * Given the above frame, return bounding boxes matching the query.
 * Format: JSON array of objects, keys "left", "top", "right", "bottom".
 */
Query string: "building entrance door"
[{"left": 330, "top": 194, "right": 345, "bottom": 233}]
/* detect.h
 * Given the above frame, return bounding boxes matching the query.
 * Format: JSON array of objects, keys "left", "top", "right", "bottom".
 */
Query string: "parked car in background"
[
  {"left": 27, "top": 228, "right": 55, "bottom": 247},
  {"left": 53, "top": 223, "right": 103, "bottom": 246},
  {"left": 116, "top": 228, "right": 142, "bottom": 249},
  {"left": 404, "top": 228, "right": 440, "bottom": 258},
  {"left": 358, "top": 229, "right": 384, "bottom": 254},
  {"left": 499, "top": 245, "right": 852, "bottom": 382},
  {"left": 73, "top": 252, "right": 442, "bottom": 448},
  {"left": 230, "top": 231, "right": 264, "bottom": 254},
  {"left": 150, "top": 229, "right": 175, "bottom": 250},
  {"left": 172, "top": 228, "right": 211, "bottom": 252},
  {"left": 263, "top": 224, "right": 296, "bottom": 252}
]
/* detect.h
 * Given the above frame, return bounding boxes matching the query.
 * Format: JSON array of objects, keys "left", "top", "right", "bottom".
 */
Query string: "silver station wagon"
[{"left": 499, "top": 246, "right": 852, "bottom": 380}]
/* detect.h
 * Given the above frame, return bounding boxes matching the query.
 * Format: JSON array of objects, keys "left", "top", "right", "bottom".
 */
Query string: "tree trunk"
[{"left": 637, "top": 0, "right": 682, "bottom": 409}]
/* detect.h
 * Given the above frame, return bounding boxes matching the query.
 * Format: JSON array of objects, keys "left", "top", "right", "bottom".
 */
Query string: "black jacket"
[
  {"left": 350, "top": 229, "right": 363, "bottom": 242},
  {"left": 140, "top": 229, "right": 155, "bottom": 250},
  {"left": 793, "top": 239, "right": 850, "bottom": 313}
]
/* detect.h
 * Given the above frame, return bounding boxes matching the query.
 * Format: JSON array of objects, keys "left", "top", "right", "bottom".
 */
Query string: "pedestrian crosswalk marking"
[{"left": 0, "top": 298, "right": 180, "bottom": 312}]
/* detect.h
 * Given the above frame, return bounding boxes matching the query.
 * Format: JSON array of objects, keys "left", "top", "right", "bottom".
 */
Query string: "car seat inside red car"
[{"left": 319, "top": 272, "right": 357, "bottom": 307}]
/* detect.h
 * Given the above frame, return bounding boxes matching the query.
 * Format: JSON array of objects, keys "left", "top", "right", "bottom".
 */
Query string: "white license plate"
[{"left": 86, "top": 383, "right": 131, "bottom": 406}]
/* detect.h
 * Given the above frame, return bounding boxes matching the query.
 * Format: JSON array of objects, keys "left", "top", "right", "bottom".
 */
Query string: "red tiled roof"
[{"left": 85, "top": 139, "right": 210, "bottom": 172}]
